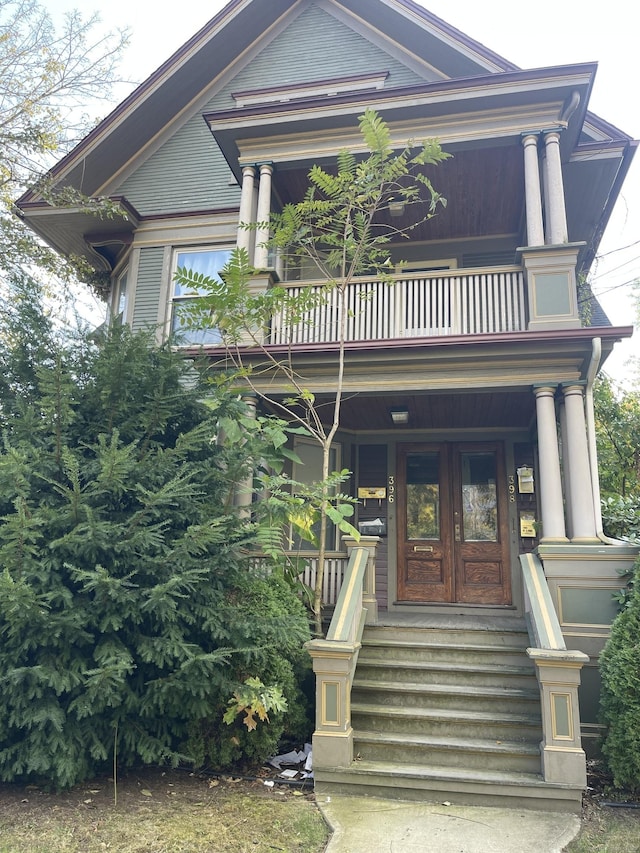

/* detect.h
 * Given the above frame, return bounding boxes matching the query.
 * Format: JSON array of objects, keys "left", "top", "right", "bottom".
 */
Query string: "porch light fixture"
[
  {"left": 388, "top": 199, "right": 405, "bottom": 217},
  {"left": 390, "top": 407, "right": 409, "bottom": 425}
]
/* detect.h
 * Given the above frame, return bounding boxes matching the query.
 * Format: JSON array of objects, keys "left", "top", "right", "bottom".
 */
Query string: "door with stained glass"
[{"left": 397, "top": 443, "right": 511, "bottom": 605}]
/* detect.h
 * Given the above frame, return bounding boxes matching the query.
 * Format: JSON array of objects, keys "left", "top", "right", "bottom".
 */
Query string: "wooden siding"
[
  {"left": 131, "top": 247, "right": 165, "bottom": 332},
  {"left": 358, "top": 445, "right": 389, "bottom": 611},
  {"left": 116, "top": 3, "right": 429, "bottom": 216},
  {"left": 116, "top": 127, "right": 240, "bottom": 217},
  {"left": 208, "top": 2, "right": 428, "bottom": 112}
]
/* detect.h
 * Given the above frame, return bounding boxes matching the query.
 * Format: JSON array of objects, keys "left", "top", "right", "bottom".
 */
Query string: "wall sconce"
[
  {"left": 388, "top": 199, "right": 405, "bottom": 217},
  {"left": 390, "top": 407, "right": 409, "bottom": 425}
]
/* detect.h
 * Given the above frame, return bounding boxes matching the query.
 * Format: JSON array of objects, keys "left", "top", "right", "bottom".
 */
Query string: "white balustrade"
[{"left": 269, "top": 267, "right": 525, "bottom": 345}]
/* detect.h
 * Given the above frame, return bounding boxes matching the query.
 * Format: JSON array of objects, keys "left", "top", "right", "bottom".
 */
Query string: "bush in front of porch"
[{"left": 0, "top": 284, "right": 311, "bottom": 789}]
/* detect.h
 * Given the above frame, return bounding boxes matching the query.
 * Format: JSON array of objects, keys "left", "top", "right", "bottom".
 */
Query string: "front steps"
[{"left": 314, "top": 616, "right": 584, "bottom": 812}]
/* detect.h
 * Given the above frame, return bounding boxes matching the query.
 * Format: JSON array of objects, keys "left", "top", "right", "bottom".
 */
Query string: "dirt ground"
[{"left": 0, "top": 765, "right": 326, "bottom": 853}]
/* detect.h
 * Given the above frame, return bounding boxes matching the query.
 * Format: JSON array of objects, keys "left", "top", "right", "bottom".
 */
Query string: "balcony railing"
[{"left": 270, "top": 266, "right": 526, "bottom": 345}]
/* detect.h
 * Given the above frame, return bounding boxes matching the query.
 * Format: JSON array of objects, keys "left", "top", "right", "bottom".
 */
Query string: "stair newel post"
[
  {"left": 305, "top": 643, "right": 356, "bottom": 769},
  {"left": 306, "top": 547, "right": 369, "bottom": 771},
  {"left": 343, "top": 535, "right": 379, "bottom": 625},
  {"left": 527, "top": 650, "right": 588, "bottom": 786}
]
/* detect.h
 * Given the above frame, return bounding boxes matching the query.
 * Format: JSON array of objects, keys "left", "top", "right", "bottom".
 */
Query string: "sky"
[{"left": 47, "top": 0, "right": 640, "bottom": 384}]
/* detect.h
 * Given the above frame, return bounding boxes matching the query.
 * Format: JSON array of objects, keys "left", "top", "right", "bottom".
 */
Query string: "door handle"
[{"left": 413, "top": 545, "right": 434, "bottom": 552}]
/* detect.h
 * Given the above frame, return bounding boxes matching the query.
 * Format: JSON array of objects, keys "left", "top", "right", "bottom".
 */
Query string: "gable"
[
  {"left": 209, "top": 2, "right": 433, "bottom": 112},
  {"left": 115, "top": 0, "right": 433, "bottom": 217}
]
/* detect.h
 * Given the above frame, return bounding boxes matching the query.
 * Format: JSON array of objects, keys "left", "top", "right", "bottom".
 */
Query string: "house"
[{"left": 16, "top": 0, "right": 639, "bottom": 811}]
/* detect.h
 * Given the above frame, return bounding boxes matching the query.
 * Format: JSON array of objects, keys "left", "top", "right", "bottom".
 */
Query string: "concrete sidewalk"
[{"left": 318, "top": 794, "right": 581, "bottom": 853}]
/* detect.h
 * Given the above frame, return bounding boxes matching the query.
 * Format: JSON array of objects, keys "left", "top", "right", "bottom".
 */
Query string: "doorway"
[{"left": 396, "top": 442, "right": 511, "bottom": 605}]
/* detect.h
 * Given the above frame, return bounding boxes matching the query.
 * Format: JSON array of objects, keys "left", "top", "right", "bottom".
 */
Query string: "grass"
[
  {"left": 0, "top": 768, "right": 329, "bottom": 853},
  {"left": 564, "top": 806, "right": 640, "bottom": 852}
]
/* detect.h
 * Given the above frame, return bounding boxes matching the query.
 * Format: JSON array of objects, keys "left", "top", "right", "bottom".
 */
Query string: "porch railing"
[
  {"left": 270, "top": 266, "right": 526, "bottom": 345},
  {"left": 520, "top": 553, "right": 588, "bottom": 787},
  {"left": 301, "top": 556, "right": 347, "bottom": 607}
]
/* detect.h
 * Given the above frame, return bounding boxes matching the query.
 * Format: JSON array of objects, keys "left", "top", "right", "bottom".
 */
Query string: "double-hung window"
[
  {"left": 171, "top": 247, "right": 232, "bottom": 345},
  {"left": 111, "top": 267, "right": 128, "bottom": 321}
]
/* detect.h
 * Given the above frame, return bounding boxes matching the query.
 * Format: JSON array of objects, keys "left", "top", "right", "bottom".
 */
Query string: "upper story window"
[
  {"left": 171, "top": 247, "right": 232, "bottom": 345},
  {"left": 110, "top": 266, "right": 128, "bottom": 321}
]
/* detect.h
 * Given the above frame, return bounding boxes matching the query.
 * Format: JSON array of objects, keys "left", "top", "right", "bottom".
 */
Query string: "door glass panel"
[
  {"left": 406, "top": 452, "right": 440, "bottom": 539},
  {"left": 461, "top": 452, "right": 497, "bottom": 541}
]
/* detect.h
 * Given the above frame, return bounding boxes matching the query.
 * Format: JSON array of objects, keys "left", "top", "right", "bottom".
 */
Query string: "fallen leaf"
[
  {"left": 208, "top": 780, "right": 220, "bottom": 788},
  {"left": 292, "top": 790, "right": 304, "bottom": 797},
  {"left": 83, "top": 799, "right": 93, "bottom": 804},
  {"left": 140, "top": 789, "right": 153, "bottom": 797}
]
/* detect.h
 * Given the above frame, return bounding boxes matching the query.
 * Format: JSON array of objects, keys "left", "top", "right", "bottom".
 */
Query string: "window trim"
[
  {"left": 170, "top": 245, "right": 233, "bottom": 346},
  {"left": 290, "top": 437, "right": 344, "bottom": 554}
]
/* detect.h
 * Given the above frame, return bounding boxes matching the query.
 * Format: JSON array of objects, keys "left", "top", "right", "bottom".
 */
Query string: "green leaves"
[
  {"left": 600, "top": 557, "right": 640, "bottom": 792},
  {"left": 223, "top": 677, "right": 288, "bottom": 732},
  {"left": 0, "top": 319, "right": 311, "bottom": 788}
]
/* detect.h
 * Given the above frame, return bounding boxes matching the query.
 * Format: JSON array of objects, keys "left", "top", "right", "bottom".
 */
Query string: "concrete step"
[
  {"left": 314, "top": 761, "right": 583, "bottom": 813},
  {"left": 351, "top": 702, "right": 542, "bottom": 742},
  {"left": 353, "top": 731, "right": 542, "bottom": 774},
  {"left": 352, "top": 678, "right": 540, "bottom": 715},
  {"left": 364, "top": 620, "right": 529, "bottom": 650},
  {"left": 359, "top": 639, "right": 531, "bottom": 668},
  {"left": 355, "top": 658, "right": 538, "bottom": 689},
  {"left": 338, "top": 619, "right": 567, "bottom": 810}
]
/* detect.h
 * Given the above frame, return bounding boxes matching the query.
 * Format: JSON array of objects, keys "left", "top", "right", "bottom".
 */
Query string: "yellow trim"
[
  {"left": 332, "top": 550, "right": 367, "bottom": 639},
  {"left": 557, "top": 584, "right": 620, "bottom": 629},
  {"left": 321, "top": 680, "right": 342, "bottom": 727},
  {"left": 527, "top": 554, "right": 559, "bottom": 647},
  {"left": 550, "top": 692, "right": 574, "bottom": 741}
]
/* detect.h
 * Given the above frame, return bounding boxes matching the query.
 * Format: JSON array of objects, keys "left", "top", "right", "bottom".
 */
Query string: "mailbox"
[{"left": 358, "top": 517, "right": 387, "bottom": 536}]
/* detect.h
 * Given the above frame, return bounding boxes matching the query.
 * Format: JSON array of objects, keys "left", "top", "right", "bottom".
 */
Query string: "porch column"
[
  {"left": 558, "top": 401, "right": 573, "bottom": 540},
  {"left": 562, "top": 384, "right": 598, "bottom": 542},
  {"left": 254, "top": 163, "right": 273, "bottom": 270},
  {"left": 237, "top": 165, "right": 257, "bottom": 262},
  {"left": 522, "top": 134, "right": 545, "bottom": 247},
  {"left": 543, "top": 131, "right": 568, "bottom": 245},
  {"left": 234, "top": 394, "right": 257, "bottom": 517},
  {"left": 534, "top": 385, "right": 568, "bottom": 543}
]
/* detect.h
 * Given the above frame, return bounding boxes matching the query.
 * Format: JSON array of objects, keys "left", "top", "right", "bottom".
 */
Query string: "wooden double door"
[{"left": 397, "top": 442, "right": 512, "bottom": 605}]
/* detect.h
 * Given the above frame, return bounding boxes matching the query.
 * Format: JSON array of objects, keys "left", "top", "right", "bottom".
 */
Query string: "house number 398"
[
  {"left": 388, "top": 475, "right": 395, "bottom": 504},
  {"left": 508, "top": 474, "right": 516, "bottom": 502}
]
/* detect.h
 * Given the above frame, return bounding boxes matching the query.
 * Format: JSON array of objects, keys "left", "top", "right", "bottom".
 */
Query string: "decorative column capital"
[
  {"left": 561, "top": 381, "right": 586, "bottom": 393},
  {"left": 533, "top": 384, "right": 558, "bottom": 399},
  {"left": 521, "top": 131, "right": 540, "bottom": 145},
  {"left": 543, "top": 128, "right": 564, "bottom": 143}
]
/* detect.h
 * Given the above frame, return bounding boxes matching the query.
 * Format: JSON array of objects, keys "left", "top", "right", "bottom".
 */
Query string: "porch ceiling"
[
  {"left": 316, "top": 389, "right": 536, "bottom": 431},
  {"left": 273, "top": 145, "right": 525, "bottom": 243}
]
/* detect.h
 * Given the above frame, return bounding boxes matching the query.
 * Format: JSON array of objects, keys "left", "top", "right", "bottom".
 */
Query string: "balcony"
[{"left": 269, "top": 266, "right": 526, "bottom": 345}]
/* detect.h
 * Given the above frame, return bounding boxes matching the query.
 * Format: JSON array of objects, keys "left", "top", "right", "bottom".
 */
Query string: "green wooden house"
[{"left": 17, "top": 0, "right": 639, "bottom": 811}]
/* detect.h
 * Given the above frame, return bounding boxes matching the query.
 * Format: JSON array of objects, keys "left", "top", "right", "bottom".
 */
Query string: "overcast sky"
[{"left": 47, "top": 0, "right": 640, "bottom": 383}]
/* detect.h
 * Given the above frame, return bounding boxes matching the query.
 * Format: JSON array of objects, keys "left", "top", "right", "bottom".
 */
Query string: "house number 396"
[{"left": 388, "top": 475, "right": 395, "bottom": 503}]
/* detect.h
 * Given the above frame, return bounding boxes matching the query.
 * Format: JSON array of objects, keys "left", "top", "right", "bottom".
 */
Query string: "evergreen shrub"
[
  {"left": 599, "top": 556, "right": 640, "bottom": 793},
  {"left": 0, "top": 292, "right": 311, "bottom": 788}
]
